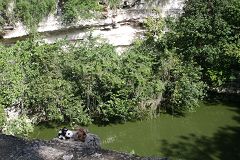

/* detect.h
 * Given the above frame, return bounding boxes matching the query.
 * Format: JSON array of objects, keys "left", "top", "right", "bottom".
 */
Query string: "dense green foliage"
[
  {"left": 0, "top": 33, "right": 206, "bottom": 127},
  {"left": 2, "top": 115, "right": 34, "bottom": 137},
  {"left": 0, "top": 40, "right": 91, "bottom": 125},
  {"left": 2, "top": 0, "right": 239, "bottom": 135},
  {"left": 61, "top": 41, "right": 144, "bottom": 123},
  {"left": 0, "top": 40, "right": 147, "bottom": 125},
  {"left": 142, "top": 17, "right": 206, "bottom": 113},
  {"left": 167, "top": 0, "right": 240, "bottom": 87}
]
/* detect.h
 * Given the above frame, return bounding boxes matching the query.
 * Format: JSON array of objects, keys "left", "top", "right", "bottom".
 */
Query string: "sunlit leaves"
[{"left": 170, "top": 0, "right": 240, "bottom": 87}]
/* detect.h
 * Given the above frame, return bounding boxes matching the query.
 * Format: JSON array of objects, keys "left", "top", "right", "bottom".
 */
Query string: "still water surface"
[{"left": 31, "top": 102, "right": 240, "bottom": 159}]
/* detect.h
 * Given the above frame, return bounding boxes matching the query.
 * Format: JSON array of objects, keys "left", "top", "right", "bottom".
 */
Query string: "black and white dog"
[
  {"left": 57, "top": 127, "right": 101, "bottom": 147},
  {"left": 58, "top": 127, "right": 74, "bottom": 140}
]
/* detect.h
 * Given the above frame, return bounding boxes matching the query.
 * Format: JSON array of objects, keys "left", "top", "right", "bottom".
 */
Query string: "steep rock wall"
[{"left": 0, "top": 0, "right": 184, "bottom": 51}]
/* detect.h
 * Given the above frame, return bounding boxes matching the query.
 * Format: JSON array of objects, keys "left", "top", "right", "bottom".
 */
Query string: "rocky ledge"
[{"left": 0, "top": 134, "right": 168, "bottom": 160}]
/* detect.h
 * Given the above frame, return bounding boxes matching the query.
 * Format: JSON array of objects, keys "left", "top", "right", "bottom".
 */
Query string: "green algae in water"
[{"left": 30, "top": 102, "right": 240, "bottom": 159}]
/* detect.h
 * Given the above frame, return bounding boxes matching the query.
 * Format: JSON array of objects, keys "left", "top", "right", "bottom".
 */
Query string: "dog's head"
[{"left": 75, "top": 128, "right": 87, "bottom": 142}]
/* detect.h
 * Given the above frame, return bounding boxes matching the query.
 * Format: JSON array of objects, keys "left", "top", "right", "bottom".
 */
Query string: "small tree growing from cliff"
[{"left": 14, "top": 0, "right": 56, "bottom": 30}]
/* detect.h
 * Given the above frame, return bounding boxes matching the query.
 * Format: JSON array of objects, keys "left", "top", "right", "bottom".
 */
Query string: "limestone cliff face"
[{"left": 0, "top": 0, "right": 184, "bottom": 50}]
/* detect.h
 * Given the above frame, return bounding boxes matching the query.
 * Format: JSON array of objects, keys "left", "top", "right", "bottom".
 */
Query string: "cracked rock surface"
[{"left": 0, "top": 134, "right": 168, "bottom": 160}]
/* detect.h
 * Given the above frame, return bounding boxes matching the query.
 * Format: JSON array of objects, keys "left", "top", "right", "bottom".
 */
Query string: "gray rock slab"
[{"left": 0, "top": 134, "right": 168, "bottom": 160}]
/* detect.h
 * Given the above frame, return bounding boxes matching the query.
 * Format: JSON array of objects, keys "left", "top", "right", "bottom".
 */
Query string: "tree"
[
  {"left": 0, "top": 40, "right": 91, "bottom": 125},
  {"left": 142, "top": 17, "right": 206, "bottom": 114},
  {"left": 169, "top": 0, "right": 240, "bottom": 87}
]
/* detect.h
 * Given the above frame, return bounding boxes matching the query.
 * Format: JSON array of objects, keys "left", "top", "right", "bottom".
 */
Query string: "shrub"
[
  {"left": 2, "top": 115, "right": 34, "bottom": 137},
  {"left": 62, "top": 0, "right": 103, "bottom": 23},
  {"left": 14, "top": 0, "right": 56, "bottom": 30}
]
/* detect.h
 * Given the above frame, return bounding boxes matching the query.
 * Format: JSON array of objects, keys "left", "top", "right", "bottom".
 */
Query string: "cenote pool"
[{"left": 30, "top": 102, "right": 240, "bottom": 160}]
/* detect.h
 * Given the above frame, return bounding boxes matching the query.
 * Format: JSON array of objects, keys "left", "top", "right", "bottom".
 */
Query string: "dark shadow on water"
[
  {"left": 161, "top": 126, "right": 240, "bottom": 160},
  {"left": 160, "top": 101, "right": 240, "bottom": 160},
  {"left": 205, "top": 91, "right": 240, "bottom": 104}
]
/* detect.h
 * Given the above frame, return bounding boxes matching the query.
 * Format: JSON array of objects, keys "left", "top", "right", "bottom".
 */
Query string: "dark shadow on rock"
[
  {"left": 160, "top": 102, "right": 240, "bottom": 160},
  {"left": 0, "top": 134, "right": 43, "bottom": 160}
]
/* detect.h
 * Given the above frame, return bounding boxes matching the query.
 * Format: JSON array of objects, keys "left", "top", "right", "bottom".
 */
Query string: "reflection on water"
[{"left": 31, "top": 102, "right": 240, "bottom": 159}]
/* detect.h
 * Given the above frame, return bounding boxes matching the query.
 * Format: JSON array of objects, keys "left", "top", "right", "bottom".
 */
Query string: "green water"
[{"left": 31, "top": 102, "right": 240, "bottom": 159}]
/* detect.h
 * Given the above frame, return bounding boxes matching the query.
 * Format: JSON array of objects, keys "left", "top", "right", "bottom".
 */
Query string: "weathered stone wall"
[{"left": 0, "top": 0, "right": 184, "bottom": 52}]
